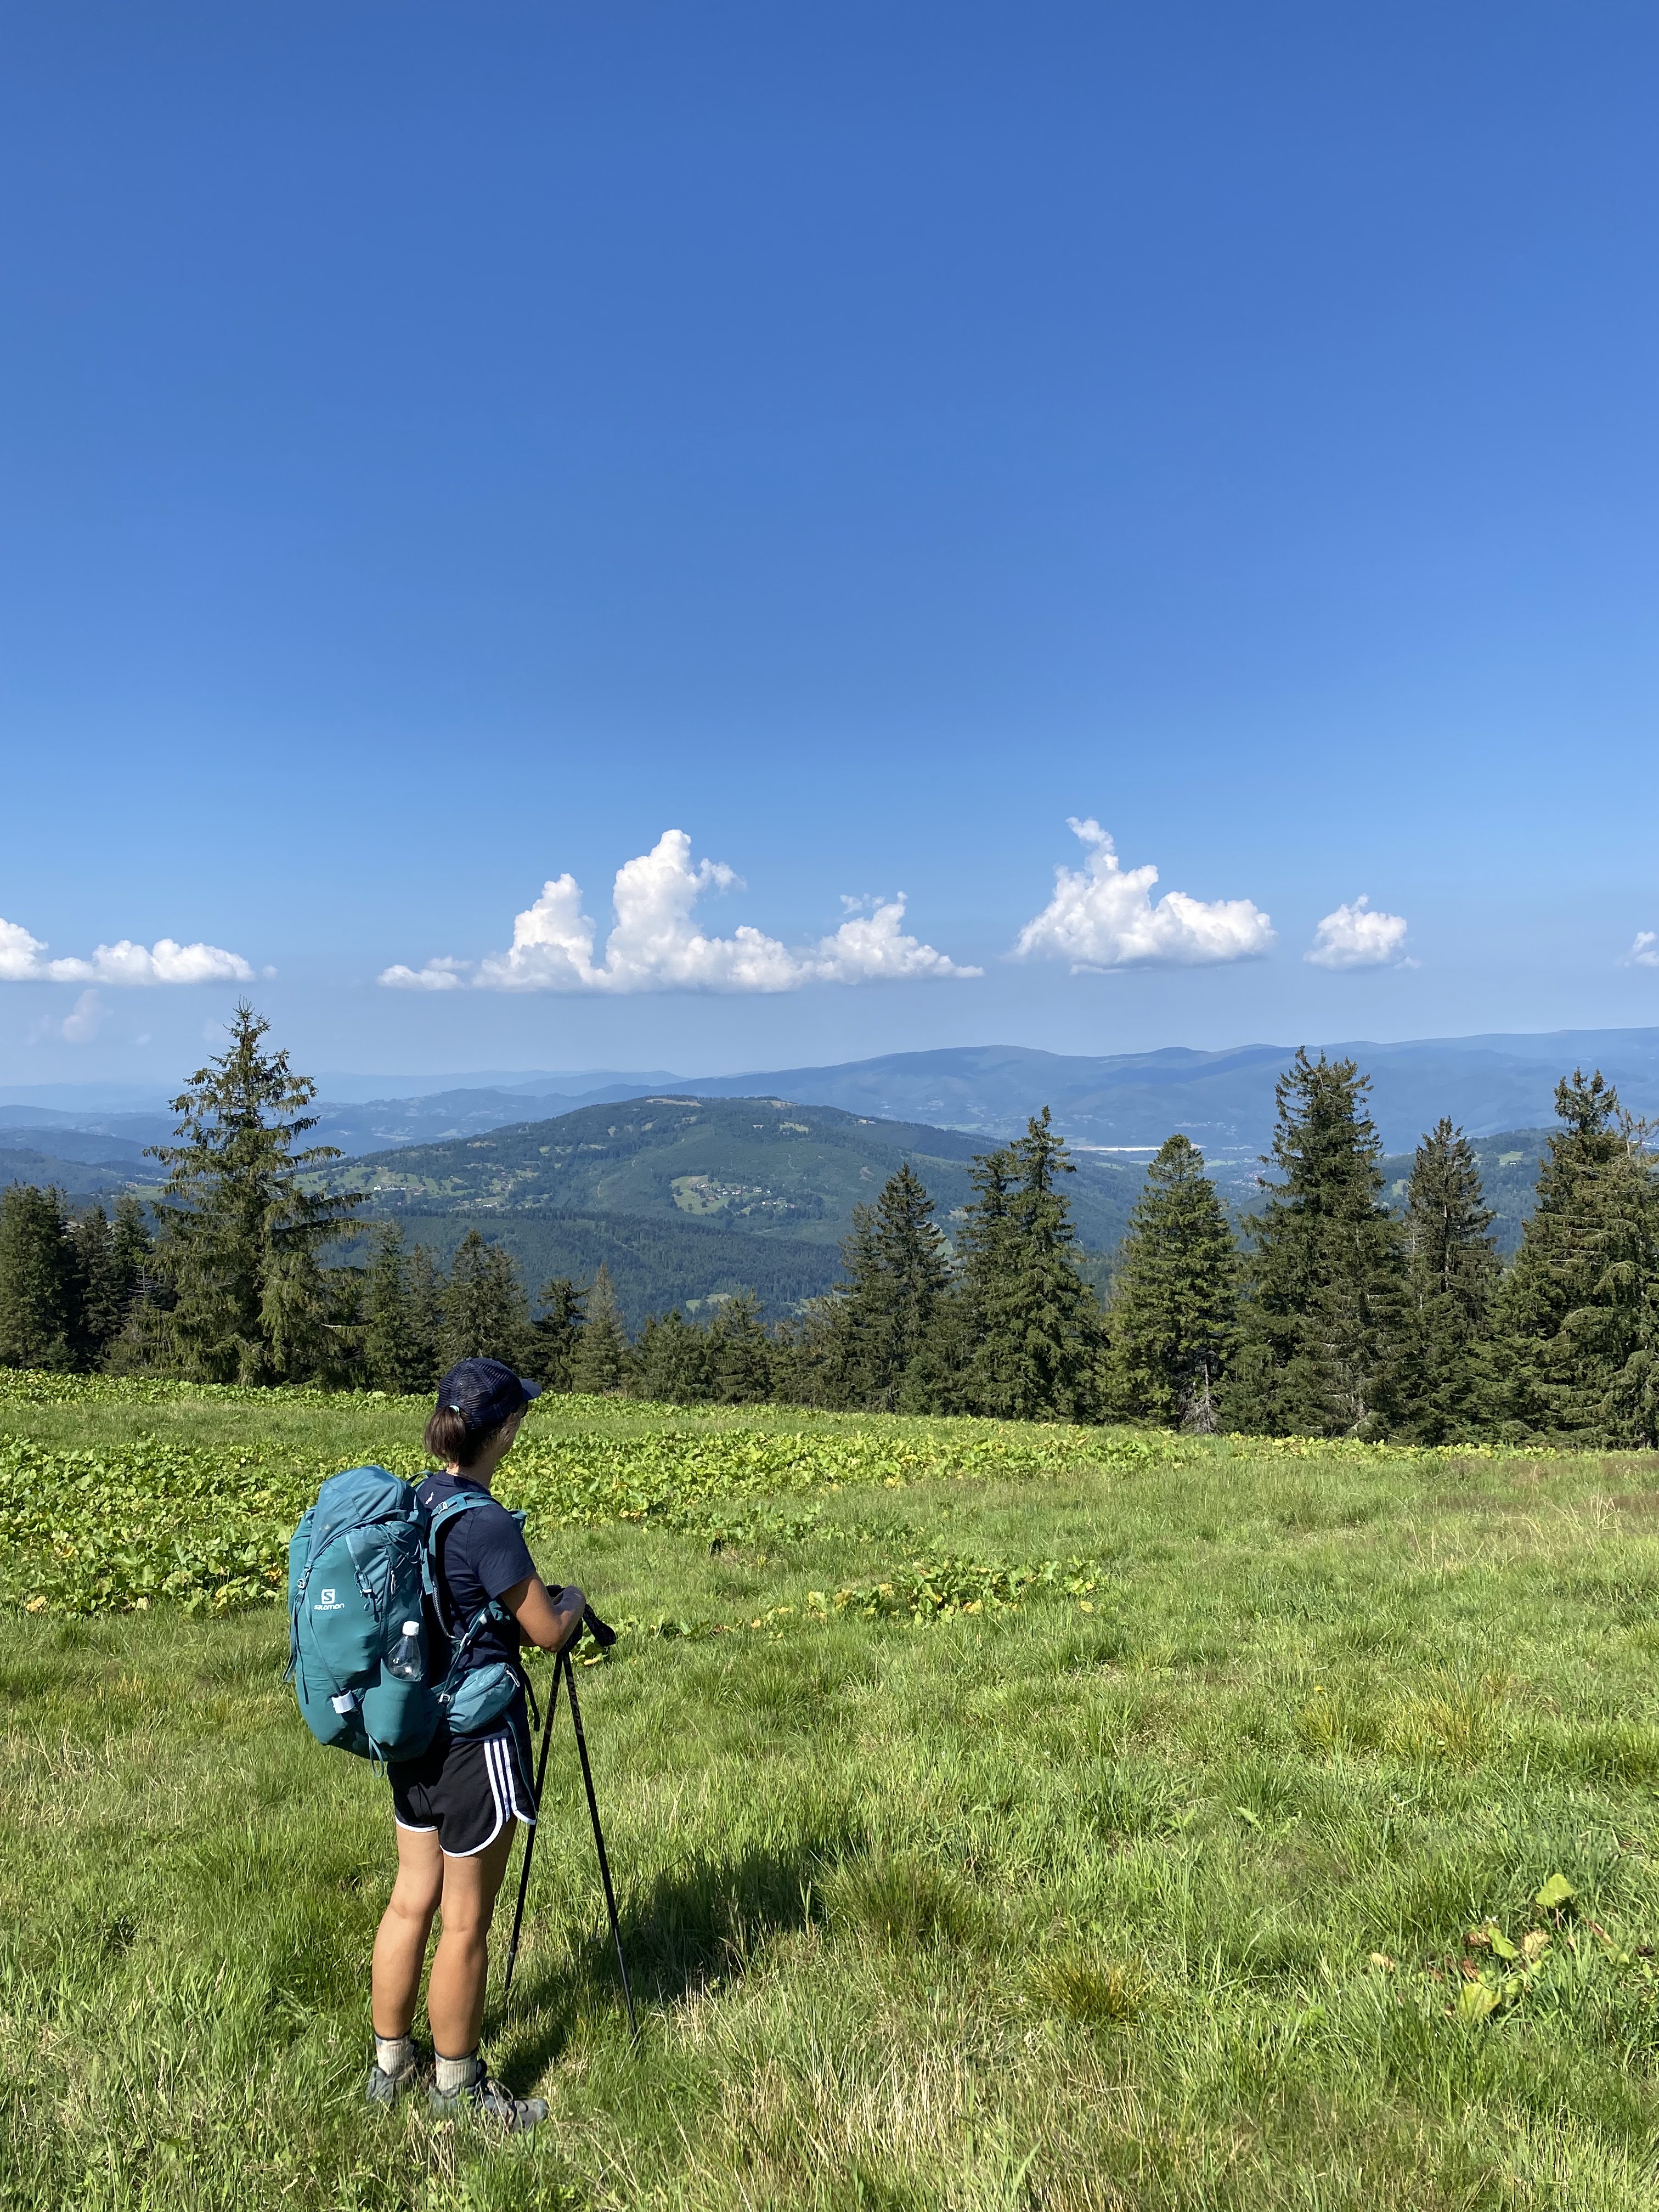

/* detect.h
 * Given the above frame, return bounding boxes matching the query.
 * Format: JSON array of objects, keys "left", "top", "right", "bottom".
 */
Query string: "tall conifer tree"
[
  {"left": 532, "top": 1276, "right": 585, "bottom": 1391},
  {"left": 406, "top": 1243, "right": 443, "bottom": 1385},
  {"left": 569, "top": 1263, "right": 630, "bottom": 1393},
  {"left": 109, "top": 1195, "right": 155, "bottom": 1303},
  {"left": 827, "top": 1165, "right": 952, "bottom": 1409},
  {"left": 1227, "top": 1050, "right": 1408, "bottom": 1437},
  {"left": 633, "top": 1308, "right": 712, "bottom": 1403},
  {"left": 1498, "top": 1070, "right": 1659, "bottom": 1446},
  {"left": 709, "top": 1290, "right": 772, "bottom": 1403},
  {"left": 1395, "top": 1118, "right": 1499, "bottom": 1442},
  {"left": 438, "top": 1229, "right": 534, "bottom": 1372},
  {"left": 149, "top": 1005, "right": 363, "bottom": 1384},
  {"left": 0, "top": 1184, "right": 78, "bottom": 1369},
  {"left": 1099, "top": 1134, "right": 1239, "bottom": 1429},
  {"left": 967, "top": 1109, "right": 1097, "bottom": 1422},
  {"left": 69, "top": 1204, "right": 119, "bottom": 1366},
  {"left": 103, "top": 1196, "right": 170, "bottom": 1374},
  {"left": 363, "top": 1224, "right": 442, "bottom": 1393},
  {"left": 941, "top": 1142, "right": 1015, "bottom": 1413}
]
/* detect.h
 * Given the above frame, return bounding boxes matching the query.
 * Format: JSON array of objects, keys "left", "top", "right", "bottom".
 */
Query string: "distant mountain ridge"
[
  {"left": 672, "top": 1032, "right": 1659, "bottom": 1154},
  {"left": 12, "top": 1028, "right": 1654, "bottom": 1162}
]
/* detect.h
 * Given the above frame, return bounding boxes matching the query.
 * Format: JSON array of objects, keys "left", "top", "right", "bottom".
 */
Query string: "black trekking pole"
[
  {"left": 561, "top": 1640, "right": 640, "bottom": 2046},
  {"left": 499, "top": 1648, "right": 564, "bottom": 2006}
]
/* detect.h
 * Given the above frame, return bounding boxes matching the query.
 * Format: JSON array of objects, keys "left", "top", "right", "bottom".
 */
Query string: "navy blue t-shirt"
[{"left": 417, "top": 1472, "right": 539, "bottom": 1735}]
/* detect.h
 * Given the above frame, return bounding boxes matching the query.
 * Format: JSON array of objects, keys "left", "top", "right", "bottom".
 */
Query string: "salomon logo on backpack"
[{"left": 287, "top": 1466, "right": 526, "bottom": 1763}]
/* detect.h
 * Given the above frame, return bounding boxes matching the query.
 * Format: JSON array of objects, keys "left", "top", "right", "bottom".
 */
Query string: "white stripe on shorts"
[{"left": 446, "top": 1730, "right": 534, "bottom": 1858}]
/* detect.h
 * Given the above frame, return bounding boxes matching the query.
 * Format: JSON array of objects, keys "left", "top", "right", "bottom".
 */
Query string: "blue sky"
[{"left": 3, "top": 2, "right": 1658, "bottom": 1087}]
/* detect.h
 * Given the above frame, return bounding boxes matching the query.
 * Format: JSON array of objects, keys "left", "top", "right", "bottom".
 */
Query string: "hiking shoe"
[
  {"left": 428, "top": 2062, "right": 549, "bottom": 2130},
  {"left": 366, "top": 2039, "right": 431, "bottom": 2107}
]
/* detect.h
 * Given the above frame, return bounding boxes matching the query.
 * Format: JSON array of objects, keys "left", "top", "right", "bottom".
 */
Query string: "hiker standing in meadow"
[{"left": 367, "top": 1358, "right": 583, "bottom": 2127}]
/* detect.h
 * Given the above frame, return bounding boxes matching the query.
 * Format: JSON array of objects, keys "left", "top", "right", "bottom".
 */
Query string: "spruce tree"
[
  {"left": 0, "top": 1184, "right": 78, "bottom": 1369},
  {"left": 825, "top": 1202, "right": 880, "bottom": 1407},
  {"left": 105, "top": 1195, "right": 156, "bottom": 1357},
  {"left": 406, "top": 1243, "right": 443, "bottom": 1386},
  {"left": 1099, "top": 1134, "right": 1239, "bottom": 1429},
  {"left": 317, "top": 1263, "right": 369, "bottom": 1389},
  {"left": 967, "top": 1109, "right": 1098, "bottom": 1422},
  {"left": 1227, "top": 1049, "right": 1408, "bottom": 1438},
  {"left": 438, "top": 1229, "right": 534, "bottom": 1371},
  {"left": 826, "top": 1165, "right": 952, "bottom": 1409},
  {"left": 634, "top": 1308, "right": 713, "bottom": 1403},
  {"left": 363, "top": 1224, "right": 441, "bottom": 1394},
  {"left": 1396, "top": 1118, "right": 1499, "bottom": 1442},
  {"left": 569, "top": 1263, "right": 630, "bottom": 1393},
  {"left": 149, "top": 1005, "right": 364, "bottom": 1384},
  {"left": 69, "top": 1200, "right": 154, "bottom": 1369},
  {"left": 709, "top": 1290, "right": 772, "bottom": 1403},
  {"left": 1498, "top": 1070, "right": 1659, "bottom": 1447},
  {"left": 109, "top": 1194, "right": 155, "bottom": 1305},
  {"left": 765, "top": 1300, "right": 839, "bottom": 1409},
  {"left": 943, "top": 1142, "right": 1015, "bottom": 1413},
  {"left": 102, "top": 1196, "right": 170, "bottom": 1374},
  {"left": 69, "top": 1204, "right": 119, "bottom": 1365},
  {"left": 531, "top": 1276, "right": 585, "bottom": 1391}
]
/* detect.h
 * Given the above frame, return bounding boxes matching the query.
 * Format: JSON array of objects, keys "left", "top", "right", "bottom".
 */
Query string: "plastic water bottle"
[{"left": 386, "top": 1620, "right": 424, "bottom": 1682}]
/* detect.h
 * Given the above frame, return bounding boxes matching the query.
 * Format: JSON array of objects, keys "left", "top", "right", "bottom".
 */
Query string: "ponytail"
[{"left": 424, "top": 1404, "right": 489, "bottom": 1468}]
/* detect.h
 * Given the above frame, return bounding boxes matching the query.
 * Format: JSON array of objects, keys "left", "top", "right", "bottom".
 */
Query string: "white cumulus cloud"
[
  {"left": 1012, "top": 819, "right": 1275, "bottom": 970},
  {"left": 382, "top": 830, "right": 979, "bottom": 994},
  {"left": 0, "top": 918, "right": 50, "bottom": 981},
  {"left": 1305, "top": 896, "right": 1412, "bottom": 969},
  {"left": 810, "top": 895, "right": 975, "bottom": 982},
  {"left": 1623, "top": 931, "right": 1659, "bottom": 969},
  {"left": 380, "top": 955, "right": 473, "bottom": 992},
  {"left": 0, "top": 916, "right": 254, "bottom": 985}
]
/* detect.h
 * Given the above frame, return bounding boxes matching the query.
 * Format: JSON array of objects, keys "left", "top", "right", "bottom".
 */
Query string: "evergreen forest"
[{"left": 4, "top": 1005, "right": 1658, "bottom": 1447}]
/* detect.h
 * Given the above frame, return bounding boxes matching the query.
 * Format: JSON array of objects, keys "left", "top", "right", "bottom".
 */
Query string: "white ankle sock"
[
  {"left": 374, "top": 2033, "right": 414, "bottom": 2076},
  {"left": 435, "top": 2049, "right": 481, "bottom": 2095}
]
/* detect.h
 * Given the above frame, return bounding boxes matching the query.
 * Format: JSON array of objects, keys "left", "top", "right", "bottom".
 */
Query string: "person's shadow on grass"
[{"left": 497, "top": 1825, "right": 860, "bottom": 2083}]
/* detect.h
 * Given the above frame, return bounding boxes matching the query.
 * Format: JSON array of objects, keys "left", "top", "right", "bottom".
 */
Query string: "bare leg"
[
  {"left": 371, "top": 1824, "right": 444, "bottom": 2038},
  {"left": 427, "top": 1822, "right": 518, "bottom": 2057}
]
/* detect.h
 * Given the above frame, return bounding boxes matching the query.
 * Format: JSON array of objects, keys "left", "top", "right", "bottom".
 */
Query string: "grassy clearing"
[{"left": 5, "top": 1384, "right": 1659, "bottom": 2208}]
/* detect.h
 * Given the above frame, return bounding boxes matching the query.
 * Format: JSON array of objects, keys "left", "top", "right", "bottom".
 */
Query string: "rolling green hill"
[
  {"left": 342, "top": 1093, "right": 1144, "bottom": 1257},
  {"left": 0, "top": 1144, "right": 145, "bottom": 1199}
]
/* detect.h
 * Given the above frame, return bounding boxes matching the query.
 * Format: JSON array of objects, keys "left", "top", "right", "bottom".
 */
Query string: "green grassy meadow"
[{"left": 7, "top": 1384, "right": 1659, "bottom": 2209}]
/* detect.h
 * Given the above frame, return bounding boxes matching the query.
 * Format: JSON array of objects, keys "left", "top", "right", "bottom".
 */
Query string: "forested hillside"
[
  {"left": 6, "top": 1007, "right": 1659, "bottom": 1454},
  {"left": 340, "top": 1093, "right": 1145, "bottom": 1256}
]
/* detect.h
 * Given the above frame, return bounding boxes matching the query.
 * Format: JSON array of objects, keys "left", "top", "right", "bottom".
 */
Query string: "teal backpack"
[{"left": 287, "top": 1465, "right": 526, "bottom": 1763}]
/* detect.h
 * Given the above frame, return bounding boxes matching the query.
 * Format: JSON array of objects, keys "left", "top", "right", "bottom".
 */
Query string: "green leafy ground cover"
[{"left": 6, "top": 1380, "right": 1659, "bottom": 2208}]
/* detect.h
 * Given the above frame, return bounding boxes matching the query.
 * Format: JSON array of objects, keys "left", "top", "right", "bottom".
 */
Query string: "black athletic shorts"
[{"left": 390, "top": 1725, "right": 537, "bottom": 1858}]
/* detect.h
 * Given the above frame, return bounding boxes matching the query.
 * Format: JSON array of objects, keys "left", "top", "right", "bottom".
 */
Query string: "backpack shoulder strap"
[
  {"left": 426, "top": 1488, "right": 495, "bottom": 1544},
  {"left": 425, "top": 1487, "right": 510, "bottom": 1650}
]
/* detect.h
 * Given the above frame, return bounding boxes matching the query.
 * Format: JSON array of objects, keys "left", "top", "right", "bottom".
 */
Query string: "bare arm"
[{"left": 503, "top": 1575, "right": 586, "bottom": 1654}]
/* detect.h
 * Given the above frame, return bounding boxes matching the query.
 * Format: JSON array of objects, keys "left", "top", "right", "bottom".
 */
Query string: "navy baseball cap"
[{"left": 436, "top": 1357, "right": 541, "bottom": 1430}]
